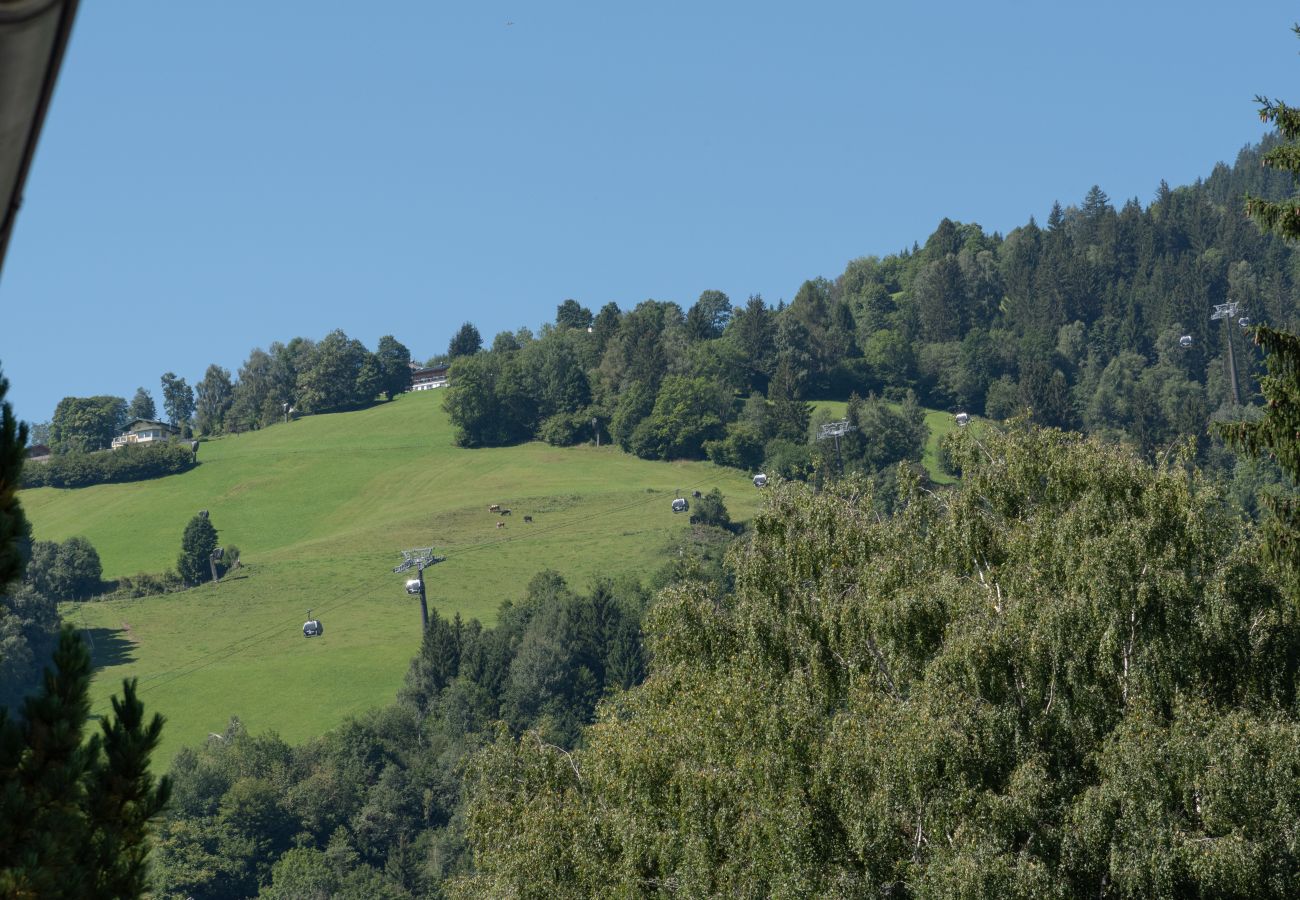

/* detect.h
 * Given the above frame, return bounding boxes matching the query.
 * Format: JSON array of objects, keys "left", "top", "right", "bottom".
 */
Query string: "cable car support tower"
[
  {"left": 393, "top": 547, "right": 443, "bottom": 631},
  {"left": 817, "top": 419, "right": 857, "bottom": 479},
  {"left": 1211, "top": 300, "right": 1243, "bottom": 407}
]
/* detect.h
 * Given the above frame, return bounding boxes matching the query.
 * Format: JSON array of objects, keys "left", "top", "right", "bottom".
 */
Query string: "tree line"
[
  {"left": 35, "top": 331, "right": 416, "bottom": 455},
  {"left": 438, "top": 134, "right": 1300, "bottom": 498}
]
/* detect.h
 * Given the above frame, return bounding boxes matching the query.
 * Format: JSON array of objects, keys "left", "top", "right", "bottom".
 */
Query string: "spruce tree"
[
  {"left": 0, "top": 628, "right": 170, "bottom": 898},
  {"left": 177, "top": 513, "right": 219, "bottom": 585},
  {"left": 1220, "top": 31, "right": 1300, "bottom": 590}
]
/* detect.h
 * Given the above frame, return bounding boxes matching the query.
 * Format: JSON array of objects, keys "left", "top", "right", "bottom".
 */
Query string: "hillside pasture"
[{"left": 23, "top": 391, "right": 759, "bottom": 761}]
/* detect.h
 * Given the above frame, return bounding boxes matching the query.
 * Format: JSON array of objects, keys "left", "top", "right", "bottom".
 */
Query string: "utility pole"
[
  {"left": 1210, "top": 300, "right": 1242, "bottom": 407},
  {"left": 393, "top": 548, "right": 443, "bottom": 631},
  {"left": 817, "top": 419, "right": 856, "bottom": 478}
]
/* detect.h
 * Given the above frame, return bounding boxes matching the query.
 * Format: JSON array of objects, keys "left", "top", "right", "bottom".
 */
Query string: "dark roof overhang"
[{"left": 0, "top": 0, "right": 79, "bottom": 278}]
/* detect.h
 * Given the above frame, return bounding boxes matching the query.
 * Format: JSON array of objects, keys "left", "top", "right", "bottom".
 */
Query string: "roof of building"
[
  {"left": 0, "top": 0, "right": 81, "bottom": 277},
  {"left": 125, "top": 418, "right": 178, "bottom": 432}
]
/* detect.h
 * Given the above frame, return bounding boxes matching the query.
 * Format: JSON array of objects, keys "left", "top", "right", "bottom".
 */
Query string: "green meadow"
[{"left": 21, "top": 391, "right": 761, "bottom": 762}]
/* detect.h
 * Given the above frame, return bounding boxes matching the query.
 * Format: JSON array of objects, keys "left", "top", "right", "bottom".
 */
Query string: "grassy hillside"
[{"left": 21, "top": 391, "right": 761, "bottom": 761}]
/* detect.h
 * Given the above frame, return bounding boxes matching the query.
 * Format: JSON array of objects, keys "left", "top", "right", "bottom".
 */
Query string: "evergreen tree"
[
  {"left": 448, "top": 322, "right": 483, "bottom": 359},
  {"left": 177, "top": 513, "right": 219, "bottom": 585},
  {"left": 555, "top": 299, "right": 593, "bottom": 330},
  {"left": 0, "top": 627, "right": 171, "bottom": 898},
  {"left": 0, "top": 366, "right": 27, "bottom": 592},
  {"left": 1219, "top": 36, "right": 1300, "bottom": 593},
  {"left": 1248, "top": 31, "right": 1300, "bottom": 241},
  {"left": 127, "top": 387, "right": 156, "bottom": 421}
]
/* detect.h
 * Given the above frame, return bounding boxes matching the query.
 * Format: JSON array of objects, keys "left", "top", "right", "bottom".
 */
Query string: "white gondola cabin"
[
  {"left": 753, "top": 473, "right": 768, "bottom": 487},
  {"left": 1179, "top": 335, "right": 1193, "bottom": 348},
  {"left": 303, "top": 618, "right": 323, "bottom": 638},
  {"left": 405, "top": 578, "right": 422, "bottom": 596},
  {"left": 671, "top": 497, "right": 688, "bottom": 514},
  {"left": 955, "top": 412, "right": 970, "bottom": 427}
]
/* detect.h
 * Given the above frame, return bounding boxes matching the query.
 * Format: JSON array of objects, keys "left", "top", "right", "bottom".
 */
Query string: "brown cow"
[
  {"left": 489, "top": 504, "right": 501, "bottom": 512},
  {"left": 496, "top": 521, "right": 506, "bottom": 529}
]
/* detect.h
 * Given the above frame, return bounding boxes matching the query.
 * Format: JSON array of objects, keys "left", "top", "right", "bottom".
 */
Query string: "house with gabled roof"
[{"left": 110, "top": 418, "right": 178, "bottom": 449}]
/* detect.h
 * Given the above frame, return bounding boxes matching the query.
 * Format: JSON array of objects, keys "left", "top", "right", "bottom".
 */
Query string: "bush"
[
  {"left": 763, "top": 438, "right": 814, "bottom": 481},
  {"left": 538, "top": 410, "right": 598, "bottom": 447},
  {"left": 92, "top": 570, "right": 185, "bottom": 601},
  {"left": 22, "top": 440, "right": 196, "bottom": 489},
  {"left": 688, "top": 488, "right": 732, "bottom": 531}
]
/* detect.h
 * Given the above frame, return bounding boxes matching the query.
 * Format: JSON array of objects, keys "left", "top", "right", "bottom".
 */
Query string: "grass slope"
[{"left": 21, "top": 391, "right": 760, "bottom": 761}]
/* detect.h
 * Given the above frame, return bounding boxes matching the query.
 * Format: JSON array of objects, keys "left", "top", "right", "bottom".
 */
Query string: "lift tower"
[
  {"left": 393, "top": 548, "right": 443, "bottom": 631},
  {"left": 1210, "top": 300, "right": 1243, "bottom": 407}
]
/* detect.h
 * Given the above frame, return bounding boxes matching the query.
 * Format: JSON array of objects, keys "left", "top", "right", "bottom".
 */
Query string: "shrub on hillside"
[
  {"left": 92, "top": 570, "right": 186, "bottom": 602},
  {"left": 688, "top": 488, "right": 732, "bottom": 531},
  {"left": 539, "top": 410, "right": 598, "bottom": 447},
  {"left": 22, "top": 440, "right": 195, "bottom": 489}
]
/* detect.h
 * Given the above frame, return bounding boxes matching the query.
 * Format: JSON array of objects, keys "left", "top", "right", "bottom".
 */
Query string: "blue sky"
[{"left": 2, "top": 1, "right": 1296, "bottom": 424}]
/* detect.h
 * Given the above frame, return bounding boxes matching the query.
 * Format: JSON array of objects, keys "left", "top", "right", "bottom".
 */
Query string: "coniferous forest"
[{"left": 11, "top": 110, "right": 1300, "bottom": 895}]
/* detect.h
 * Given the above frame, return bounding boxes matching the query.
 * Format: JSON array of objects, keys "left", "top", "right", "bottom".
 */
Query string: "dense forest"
[{"left": 440, "top": 135, "right": 1298, "bottom": 488}]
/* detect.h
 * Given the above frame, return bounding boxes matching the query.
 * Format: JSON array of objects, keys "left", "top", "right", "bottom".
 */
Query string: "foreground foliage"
[
  {"left": 456, "top": 426, "right": 1300, "bottom": 898},
  {"left": 0, "top": 628, "right": 170, "bottom": 899}
]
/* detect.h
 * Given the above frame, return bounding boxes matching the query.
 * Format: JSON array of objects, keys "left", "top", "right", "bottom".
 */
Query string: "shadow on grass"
[{"left": 80, "top": 627, "right": 136, "bottom": 669}]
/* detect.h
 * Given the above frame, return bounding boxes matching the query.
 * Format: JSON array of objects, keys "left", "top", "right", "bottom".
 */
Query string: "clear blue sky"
[{"left": 2, "top": 1, "right": 1296, "bottom": 424}]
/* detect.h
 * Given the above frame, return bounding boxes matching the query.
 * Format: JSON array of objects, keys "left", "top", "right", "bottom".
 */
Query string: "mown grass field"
[{"left": 21, "top": 391, "right": 762, "bottom": 762}]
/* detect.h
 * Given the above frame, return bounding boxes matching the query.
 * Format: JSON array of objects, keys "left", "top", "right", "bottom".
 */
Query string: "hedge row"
[{"left": 22, "top": 440, "right": 196, "bottom": 488}]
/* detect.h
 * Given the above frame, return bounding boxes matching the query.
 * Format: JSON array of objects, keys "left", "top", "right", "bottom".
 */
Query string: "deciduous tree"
[
  {"left": 375, "top": 335, "right": 412, "bottom": 401},
  {"left": 195, "top": 364, "right": 234, "bottom": 436},
  {"left": 160, "top": 373, "right": 195, "bottom": 432}
]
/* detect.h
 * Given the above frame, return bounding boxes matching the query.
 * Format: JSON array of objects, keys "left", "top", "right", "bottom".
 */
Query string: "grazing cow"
[
  {"left": 692, "top": 490, "right": 702, "bottom": 498},
  {"left": 500, "top": 508, "right": 511, "bottom": 516},
  {"left": 523, "top": 515, "right": 533, "bottom": 523},
  {"left": 496, "top": 521, "right": 506, "bottom": 529},
  {"left": 489, "top": 504, "right": 501, "bottom": 512}
]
